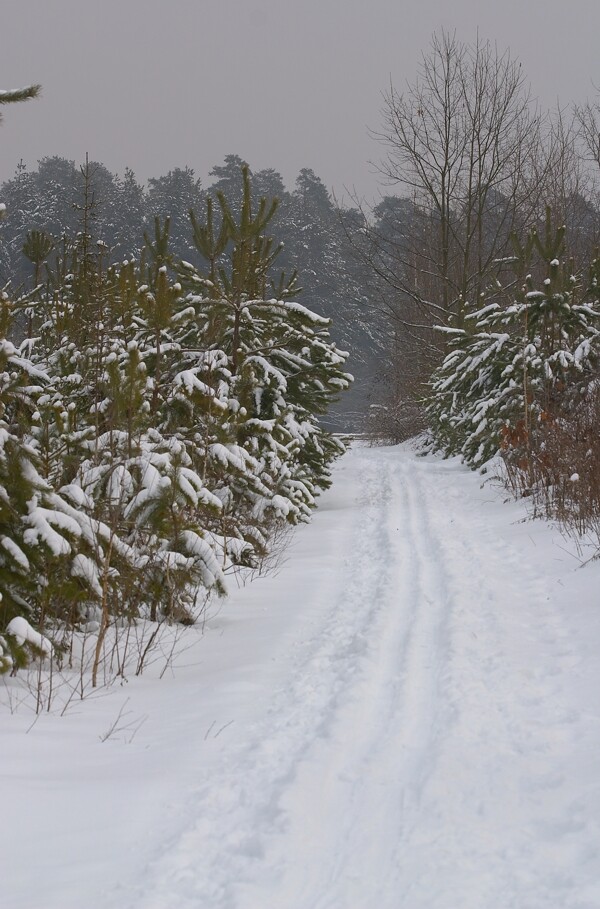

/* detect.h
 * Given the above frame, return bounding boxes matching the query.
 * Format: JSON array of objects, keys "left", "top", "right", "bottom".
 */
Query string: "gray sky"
[{"left": 1, "top": 0, "right": 599, "bottom": 201}]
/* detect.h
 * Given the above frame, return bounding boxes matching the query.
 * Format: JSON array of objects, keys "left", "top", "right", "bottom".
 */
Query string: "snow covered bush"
[{"left": 428, "top": 211, "right": 600, "bottom": 483}]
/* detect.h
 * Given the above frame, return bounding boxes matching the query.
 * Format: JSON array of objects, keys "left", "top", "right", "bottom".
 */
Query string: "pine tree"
[
  {"left": 0, "top": 292, "right": 97, "bottom": 657},
  {"left": 428, "top": 211, "right": 600, "bottom": 468},
  {"left": 207, "top": 155, "right": 249, "bottom": 220},
  {"left": 0, "top": 82, "right": 89, "bottom": 671},
  {"left": 181, "top": 164, "right": 351, "bottom": 553},
  {"left": 26, "top": 225, "right": 229, "bottom": 628}
]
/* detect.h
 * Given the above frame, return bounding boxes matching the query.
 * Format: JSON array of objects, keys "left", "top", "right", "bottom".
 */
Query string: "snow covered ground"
[{"left": 2, "top": 442, "right": 600, "bottom": 909}]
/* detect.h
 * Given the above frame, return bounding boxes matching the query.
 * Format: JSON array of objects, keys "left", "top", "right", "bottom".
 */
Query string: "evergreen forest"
[{"left": 0, "top": 98, "right": 371, "bottom": 675}]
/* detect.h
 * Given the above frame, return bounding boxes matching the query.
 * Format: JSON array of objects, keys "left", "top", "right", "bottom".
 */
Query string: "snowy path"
[
  {"left": 3, "top": 444, "right": 600, "bottom": 908},
  {"left": 125, "top": 446, "right": 600, "bottom": 909}
]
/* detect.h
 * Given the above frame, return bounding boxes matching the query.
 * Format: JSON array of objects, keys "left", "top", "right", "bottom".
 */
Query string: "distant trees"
[
  {"left": 147, "top": 166, "right": 203, "bottom": 260},
  {"left": 358, "top": 32, "right": 546, "bottom": 440},
  {"left": 574, "top": 97, "right": 600, "bottom": 249}
]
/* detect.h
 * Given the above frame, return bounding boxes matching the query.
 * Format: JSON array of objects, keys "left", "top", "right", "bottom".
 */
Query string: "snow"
[
  {"left": 6, "top": 616, "right": 53, "bottom": 655},
  {"left": 178, "top": 530, "right": 227, "bottom": 589},
  {"left": 23, "top": 500, "right": 78, "bottom": 556},
  {"left": 2, "top": 443, "right": 600, "bottom": 908},
  {"left": 0, "top": 535, "right": 30, "bottom": 571},
  {"left": 71, "top": 553, "right": 103, "bottom": 599},
  {"left": 209, "top": 442, "right": 255, "bottom": 474}
]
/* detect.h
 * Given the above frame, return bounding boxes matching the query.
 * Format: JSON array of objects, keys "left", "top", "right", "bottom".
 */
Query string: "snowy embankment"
[{"left": 2, "top": 443, "right": 600, "bottom": 909}]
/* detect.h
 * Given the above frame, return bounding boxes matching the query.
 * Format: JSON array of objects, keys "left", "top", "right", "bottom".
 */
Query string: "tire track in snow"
[
  {"left": 124, "top": 448, "right": 404, "bottom": 909},
  {"left": 328, "top": 453, "right": 457, "bottom": 909},
  {"left": 288, "top": 452, "right": 425, "bottom": 909},
  {"left": 237, "top": 450, "right": 458, "bottom": 909}
]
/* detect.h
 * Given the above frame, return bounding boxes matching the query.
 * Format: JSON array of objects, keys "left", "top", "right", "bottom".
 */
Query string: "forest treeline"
[{"left": 0, "top": 152, "right": 386, "bottom": 425}]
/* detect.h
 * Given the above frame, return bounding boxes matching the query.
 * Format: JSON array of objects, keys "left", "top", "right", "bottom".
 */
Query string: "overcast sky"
[{"left": 1, "top": 0, "right": 599, "bottom": 201}]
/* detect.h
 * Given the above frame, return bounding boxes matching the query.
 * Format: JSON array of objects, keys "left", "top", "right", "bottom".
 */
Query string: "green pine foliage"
[
  {"left": 428, "top": 211, "right": 600, "bottom": 469},
  {"left": 0, "top": 84, "right": 41, "bottom": 120},
  {"left": 27, "top": 237, "right": 229, "bottom": 627},
  {"left": 0, "top": 631, "right": 30, "bottom": 676}
]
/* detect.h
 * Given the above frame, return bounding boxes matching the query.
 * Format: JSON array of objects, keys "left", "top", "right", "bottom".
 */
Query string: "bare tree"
[
  {"left": 372, "top": 32, "right": 542, "bottom": 331},
  {"left": 573, "top": 95, "right": 600, "bottom": 249},
  {"left": 575, "top": 95, "right": 600, "bottom": 175},
  {"left": 542, "top": 106, "right": 600, "bottom": 260},
  {"left": 349, "top": 33, "right": 568, "bottom": 439}
]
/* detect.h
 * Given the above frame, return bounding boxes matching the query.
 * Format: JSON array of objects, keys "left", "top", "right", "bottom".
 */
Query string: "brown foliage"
[{"left": 502, "top": 382, "right": 600, "bottom": 539}]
